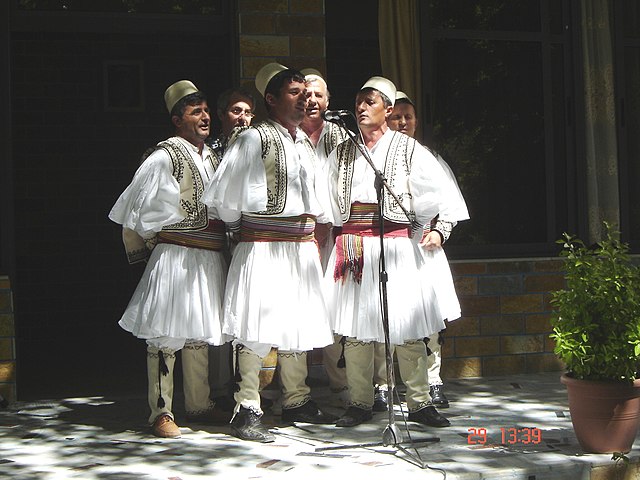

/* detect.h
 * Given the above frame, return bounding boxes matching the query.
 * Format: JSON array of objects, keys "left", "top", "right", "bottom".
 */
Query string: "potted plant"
[{"left": 550, "top": 221, "right": 640, "bottom": 453}]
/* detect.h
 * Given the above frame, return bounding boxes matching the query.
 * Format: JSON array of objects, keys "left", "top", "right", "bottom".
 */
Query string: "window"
[
  {"left": 421, "top": 0, "right": 576, "bottom": 257},
  {"left": 616, "top": 1, "right": 640, "bottom": 250}
]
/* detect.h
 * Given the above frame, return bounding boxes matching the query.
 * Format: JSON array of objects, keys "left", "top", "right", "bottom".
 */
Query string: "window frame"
[
  {"left": 419, "top": 0, "right": 583, "bottom": 260},
  {"left": 613, "top": 1, "right": 640, "bottom": 250}
]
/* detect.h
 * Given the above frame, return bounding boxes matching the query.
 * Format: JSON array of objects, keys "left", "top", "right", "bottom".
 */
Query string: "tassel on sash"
[
  {"left": 334, "top": 234, "right": 364, "bottom": 284},
  {"left": 333, "top": 203, "right": 411, "bottom": 284}
]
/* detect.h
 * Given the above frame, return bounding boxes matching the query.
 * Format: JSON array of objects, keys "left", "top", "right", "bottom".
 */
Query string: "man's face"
[
  {"left": 267, "top": 79, "right": 307, "bottom": 128},
  {"left": 387, "top": 102, "right": 417, "bottom": 138},
  {"left": 355, "top": 90, "right": 393, "bottom": 131},
  {"left": 305, "top": 79, "right": 329, "bottom": 120},
  {"left": 219, "top": 94, "right": 254, "bottom": 136},
  {"left": 174, "top": 101, "right": 210, "bottom": 145}
]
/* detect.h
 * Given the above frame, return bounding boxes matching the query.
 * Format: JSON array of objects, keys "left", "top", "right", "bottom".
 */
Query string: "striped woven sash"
[
  {"left": 341, "top": 203, "right": 411, "bottom": 237},
  {"left": 240, "top": 214, "right": 316, "bottom": 242},
  {"left": 334, "top": 203, "right": 411, "bottom": 283},
  {"left": 157, "top": 219, "right": 227, "bottom": 251}
]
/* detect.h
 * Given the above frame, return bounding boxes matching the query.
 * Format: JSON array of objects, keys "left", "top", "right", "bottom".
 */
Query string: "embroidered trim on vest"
[
  {"left": 382, "top": 131, "right": 416, "bottom": 223},
  {"left": 156, "top": 137, "right": 213, "bottom": 232},
  {"left": 253, "top": 122, "right": 288, "bottom": 215},
  {"left": 335, "top": 140, "right": 357, "bottom": 220},
  {"left": 336, "top": 131, "right": 416, "bottom": 225},
  {"left": 323, "top": 121, "right": 349, "bottom": 158}
]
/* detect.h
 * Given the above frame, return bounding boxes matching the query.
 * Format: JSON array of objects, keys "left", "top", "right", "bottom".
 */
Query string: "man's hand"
[{"left": 420, "top": 230, "right": 442, "bottom": 250}]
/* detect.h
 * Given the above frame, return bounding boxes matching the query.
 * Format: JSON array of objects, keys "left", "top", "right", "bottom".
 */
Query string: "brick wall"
[
  {"left": 237, "top": 0, "right": 326, "bottom": 92},
  {"left": 442, "top": 258, "right": 565, "bottom": 378},
  {"left": 0, "top": 276, "right": 16, "bottom": 403}
]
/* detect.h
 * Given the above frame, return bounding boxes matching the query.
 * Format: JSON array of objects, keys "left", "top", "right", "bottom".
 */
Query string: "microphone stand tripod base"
[{"left": 382, "top": 422, "right": 402, "bottom": 446}]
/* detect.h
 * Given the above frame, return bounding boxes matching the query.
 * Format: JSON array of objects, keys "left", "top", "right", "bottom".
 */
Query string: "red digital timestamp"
[{"left": 467, "top": 427, "right": 543, "bottom": 445}]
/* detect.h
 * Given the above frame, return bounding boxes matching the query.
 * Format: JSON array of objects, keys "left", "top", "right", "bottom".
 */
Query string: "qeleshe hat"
[
  {"left": 164, "top": 80, "right": 199, "bottom": 113},
  {"left": 395, "top": 90, "right": 414, "bottom": 105},
  {"left": 255, "top": 62, "right": 288, "bottom": 98},
  {"left": 361, "top": 76, "right": 396, "bottom": 106},
  {"left": 301, "top": 68, "right": 324, "bottom": 83}
]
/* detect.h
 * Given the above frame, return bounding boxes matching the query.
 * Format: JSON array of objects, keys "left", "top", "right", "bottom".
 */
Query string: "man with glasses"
[
  {"left": 205, "top": 87, "right": 257, "bottom": 421},
  {"left": 208, "top": 87, "right": 255, "bottom": 160}
]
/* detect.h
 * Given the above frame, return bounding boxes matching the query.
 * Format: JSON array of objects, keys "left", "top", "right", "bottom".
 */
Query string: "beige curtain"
[
  {"left": 581, "top": 0, "right": 620, "bottom": 243},
  {"left": 378, "top": 0, "right": 424, "bottom": 140}
]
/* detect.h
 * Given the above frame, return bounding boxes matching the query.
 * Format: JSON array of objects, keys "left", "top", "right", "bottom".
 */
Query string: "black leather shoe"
[
  {"left": 429, "top": 384, "right": 449, "bottom": 408},
  {"left": 281, "top": 400, "right": 337, "bottom": 424},
  {"left": 408, "top": 405, "right": 450, "bottom": 427},
  {"left": 335, "top": 406, "right": 373, "bottom": 427},
  {"left": 230, "top": 406, "right": 275, "bottom": 443},
  {"left": 372, "top": 386, "right": 388, "bottom": 412}
]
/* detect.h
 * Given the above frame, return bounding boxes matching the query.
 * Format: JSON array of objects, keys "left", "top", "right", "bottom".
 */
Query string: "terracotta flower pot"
[{"left": 561, "top": 373, "right": 640, "bottom": 453}]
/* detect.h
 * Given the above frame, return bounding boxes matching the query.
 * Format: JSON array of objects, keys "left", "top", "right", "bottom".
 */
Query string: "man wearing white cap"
[
  {"left": 384, "top": 91, "right": 470, "bottom": 409},
  {"left": 109, "top": 80, "right": 228, "bottom": 438},
  {"left": 300, "top": 68, "right": 350, "bottom": 407},
  {"left": 324, "top": 76, "right": 455, "bottom": 428},
  {"left": 201, "top": 63, "right": 336, "bottom": 443}
]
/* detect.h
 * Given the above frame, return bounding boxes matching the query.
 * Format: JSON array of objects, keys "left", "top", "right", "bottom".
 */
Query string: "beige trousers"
[
  {"left": 426, "top": 332, "right": 443, "bottom": 386},
  {"left": 373, "top": 341, "right": 388, "bottom": 389},
  {"left": 181, "top": 342, "right": 214, "bottom": 416},
  {"left": 344, "top": 338, "right": 432, "bottom": 412},
  {"left": 395, "top": 340, "right": 432, "bottom": 411},
  {"left": 234, "top": 345, "right": 312, "bottom": 414},
  {"left": 323, "top": 334, "right": 348, "bottom": 392},
  {"left": 343, "top": 339, "right": 375, "bottom": 409},
  {"left": 277, "top": 351, "right": 312, "bottom": 409},
  {"left": 147, "top": 347, "right": 176, "bottom": 424},
  {"left": 147, "top": 342, "right": 213, "bottom": 424}
]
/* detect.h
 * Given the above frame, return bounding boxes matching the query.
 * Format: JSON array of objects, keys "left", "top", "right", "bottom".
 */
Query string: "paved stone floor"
[{"left": 0, "top": 372, "right": 638, "bottom": 479}]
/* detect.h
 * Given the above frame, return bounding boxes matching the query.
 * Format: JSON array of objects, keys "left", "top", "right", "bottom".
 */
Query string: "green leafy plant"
[{"left": 550, "top": 222, "right": 640, "bottom": 383}]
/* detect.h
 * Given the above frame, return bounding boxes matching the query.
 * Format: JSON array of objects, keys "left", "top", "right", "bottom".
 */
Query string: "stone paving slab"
[{"left": 0, "top": 372, "right": 638, "bottom": 479}]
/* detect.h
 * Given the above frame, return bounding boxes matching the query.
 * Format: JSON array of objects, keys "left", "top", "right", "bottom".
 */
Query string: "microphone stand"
[{"left": 315, "top": 115, "right": 439, "bottom": 468}]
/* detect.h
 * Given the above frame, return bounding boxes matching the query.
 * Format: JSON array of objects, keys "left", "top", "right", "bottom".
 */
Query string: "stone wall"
[
  {"left": 237, "top": 0, "right": 326, "bottom": 92},
  {"left": 443, "top": 258, "right": 564, "bottom": 378}
]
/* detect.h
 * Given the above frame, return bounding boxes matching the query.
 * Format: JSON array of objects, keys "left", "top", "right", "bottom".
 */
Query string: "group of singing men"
[{"left": 109, "top": 62, "right": 469, "bottom": 442}]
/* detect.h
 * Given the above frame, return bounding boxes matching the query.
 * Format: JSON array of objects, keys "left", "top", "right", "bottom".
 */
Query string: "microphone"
[{"left": 322, "top": 109, "right": 351, "bottom": 122}]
